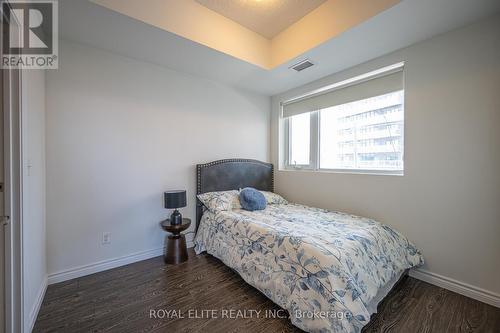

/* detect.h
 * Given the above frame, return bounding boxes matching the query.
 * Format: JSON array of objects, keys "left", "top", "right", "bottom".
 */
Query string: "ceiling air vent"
[{"left": 290, "top": 59, "right": 314, "bottom": 72}]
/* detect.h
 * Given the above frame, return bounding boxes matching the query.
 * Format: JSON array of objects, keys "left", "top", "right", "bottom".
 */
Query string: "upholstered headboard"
[{"left": 195, "top": 159, "right": 274, "bottom": 230}]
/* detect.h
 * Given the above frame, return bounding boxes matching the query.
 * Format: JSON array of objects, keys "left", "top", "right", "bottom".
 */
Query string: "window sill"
[{"left": 280, "top": 167, "right": 404, "bottom": 176}]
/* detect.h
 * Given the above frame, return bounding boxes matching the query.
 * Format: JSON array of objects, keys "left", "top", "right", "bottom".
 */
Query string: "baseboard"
[
  {"left": 410, "top": 268, "right": 500, "bottom": 308},
  {"left": 48, "top": 236, "right": 195, "bottom": 285},
  {"left": 26, "top": 276, "right": 48, "bottom": 333}
]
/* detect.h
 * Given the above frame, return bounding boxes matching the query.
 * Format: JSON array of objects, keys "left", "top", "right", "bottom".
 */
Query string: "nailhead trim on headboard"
[
  {"left": 195, "top": 159, "right": 274, "bottom": 231},
  {"left": 196, "top": 158, "right": 274, "bottom": 195}
]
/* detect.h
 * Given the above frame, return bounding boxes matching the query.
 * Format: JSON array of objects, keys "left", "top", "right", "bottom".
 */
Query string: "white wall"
[
  {"left": 21, "top": 69, "right": 47, "bottom": 331},
  {"left": 46, "top": 40, "right": 270, "bottom": 278},
  {"left": 271, "top": 15, "right": 500, "bottom": 298}
]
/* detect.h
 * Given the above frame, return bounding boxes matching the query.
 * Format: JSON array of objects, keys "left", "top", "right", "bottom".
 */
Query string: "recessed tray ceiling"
[
  {"left": 91, "top": 0, "right": 400, "bottom": 69},
  {"left": 195, "top": 0, "right": 327, "bottom": 39}
]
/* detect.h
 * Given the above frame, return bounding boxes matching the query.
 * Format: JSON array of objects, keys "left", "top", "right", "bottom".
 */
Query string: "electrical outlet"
[{"left": 102, "top": 232, "right": 111, "bottom": 245}]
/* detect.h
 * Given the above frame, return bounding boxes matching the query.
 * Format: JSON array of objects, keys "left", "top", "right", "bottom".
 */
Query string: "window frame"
[
  {"left": 284, "top": 111, "right": 318, "bottom": 170},
  {"left": 282, "top": 63, "right": 405, "bottom": 176}
]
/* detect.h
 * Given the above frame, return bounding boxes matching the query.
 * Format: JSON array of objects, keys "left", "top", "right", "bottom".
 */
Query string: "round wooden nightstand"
[{"left": 160, "top": 218, "right": 191, "bottom": 265}]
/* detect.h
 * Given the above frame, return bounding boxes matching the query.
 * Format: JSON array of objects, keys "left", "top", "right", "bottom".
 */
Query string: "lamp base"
[{"left": 170, "top": 209, "right": 182, "bottom": 225}]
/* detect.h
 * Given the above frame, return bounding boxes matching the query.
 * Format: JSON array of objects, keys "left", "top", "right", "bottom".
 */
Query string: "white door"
[
  {"left": 2, "top": 57, "right": 23, "bottom": 333},
  {"left": 1, "top": 56, "right": 22, "bottom": 333},
  {"left": 2, "top": 8, "right": 23, "bottom": 333},
  {"left": 1, "top": 15, "right": 7, "bottom": 333},
  {"left": 1, "top": 60, "right": 5, "bottom": 333}
]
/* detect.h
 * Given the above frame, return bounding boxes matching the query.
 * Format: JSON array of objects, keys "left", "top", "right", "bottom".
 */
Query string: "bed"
[{"left": 194, "top": 159, "right": 424, "bottom": 333}]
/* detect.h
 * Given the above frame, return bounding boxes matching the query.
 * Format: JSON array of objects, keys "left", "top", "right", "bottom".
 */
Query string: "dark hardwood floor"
[{"left": 34, "top": 250, "right": 500, "bottom": 333}]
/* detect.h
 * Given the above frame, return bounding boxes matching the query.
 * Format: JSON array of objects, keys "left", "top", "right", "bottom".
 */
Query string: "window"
[
  {"left": 283, "top": 64, "right": 404, "bottom": 174},
  {"left": 289, "top": 112, "right": 310, "bottom": 166}
]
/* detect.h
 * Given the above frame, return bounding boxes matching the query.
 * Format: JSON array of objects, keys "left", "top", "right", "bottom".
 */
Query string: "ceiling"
[
  {"left": 90, "top": 0, "right": 400, "bottom": 69},
  {"left": 59, "top": 0, "right": 500, "bottom": 95},
  {"left": 194, "top": 0, "right": 327, "bottom": 38}
]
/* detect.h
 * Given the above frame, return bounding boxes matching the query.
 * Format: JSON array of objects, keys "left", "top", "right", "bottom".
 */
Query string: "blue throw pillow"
[{"left": 239, "top": 188, "right": 267, "bottom": 211}]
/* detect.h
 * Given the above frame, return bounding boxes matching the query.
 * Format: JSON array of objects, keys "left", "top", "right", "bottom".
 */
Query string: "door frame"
[{"left": 2, "top": 3, "right": 24, "bottom": 333}]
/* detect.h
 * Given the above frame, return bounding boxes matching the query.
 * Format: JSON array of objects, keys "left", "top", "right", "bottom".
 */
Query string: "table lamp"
[{"left": 164, "top": 190, "right": 186, "bottom": 225}]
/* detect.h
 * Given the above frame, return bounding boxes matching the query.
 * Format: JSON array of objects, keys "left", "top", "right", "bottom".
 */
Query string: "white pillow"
[{"left": 197, "top": 190, "right": 242, "bottom": 212}]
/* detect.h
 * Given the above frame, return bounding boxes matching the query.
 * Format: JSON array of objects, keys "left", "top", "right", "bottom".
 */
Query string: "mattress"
[{"left": 194, "top": 203, "right": 423, "bottom": 333}]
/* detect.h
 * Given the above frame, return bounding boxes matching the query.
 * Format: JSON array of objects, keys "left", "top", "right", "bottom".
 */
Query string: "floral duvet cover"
[{"left": 194, "top": 203, "right": 423, "bottom": 333}]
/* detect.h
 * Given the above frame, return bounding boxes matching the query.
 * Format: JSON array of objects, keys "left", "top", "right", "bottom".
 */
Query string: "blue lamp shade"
[{"left": 164, "top": 190, "right": 187, "bottom": 209}]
